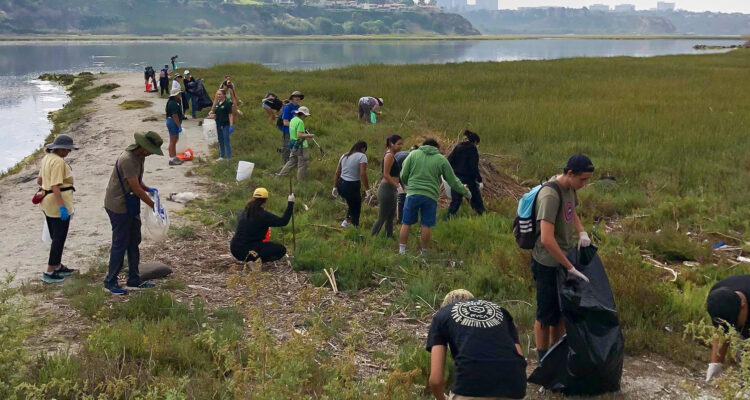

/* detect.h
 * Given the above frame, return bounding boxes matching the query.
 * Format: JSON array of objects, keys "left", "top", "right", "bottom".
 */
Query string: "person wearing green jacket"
[{"left": 399, "top": 139, "right": 469, "bottom": 256}]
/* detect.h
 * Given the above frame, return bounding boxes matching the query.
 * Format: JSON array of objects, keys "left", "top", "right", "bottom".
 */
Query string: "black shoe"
[
  {"left": 55, "top": 264, "right": 77, "bottom": 276},
  {"left": 41, "top": 271, "right": 66, "bottom": 283}
]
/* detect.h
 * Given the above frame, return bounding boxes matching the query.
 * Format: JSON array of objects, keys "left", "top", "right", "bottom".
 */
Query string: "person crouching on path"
[
  {"left": 398, "top": 139, "right": 469, "bottom": 256},
  {"left": 426, "top": 289, "right": 527, "bottom": 400},
  {"left": 102, "top": 131, "right": 164, "bottom": 295},
  {"left": 230, "top": 188, "right": 295, "bottom": 264},
  {"left": 445, "top": 130, "right": 485, "bottom": 219},
  {"left": 332, "top": 140, "right": 370, "bottom": 228},
  {"left": 278, "top": 106, "right": 313, "bottom": 179},
  {"left": 371, "top": 134, "right": 403, "bottom": 237},
  {"left": 37, "top": 134, "right": 79, "bottom": 283},
  {"left": 358, "top": 96, "right": 383, "bottom": 123},
  {"left": 531, "top": 153, "right": 594, "bottom": 361},
  {"left": 207, "top": 89, "right": 234, "bottom": 161},
  {"left": 166, "top": 88, "right": 184, "bottom": 166},
  {"left": 704, "top": 274, "right": 750, "bottom": 382}
]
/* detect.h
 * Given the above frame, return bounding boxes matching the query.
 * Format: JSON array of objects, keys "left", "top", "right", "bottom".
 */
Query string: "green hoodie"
[{"left": 400, "top": 145, "right": 468, "bottom": 201}]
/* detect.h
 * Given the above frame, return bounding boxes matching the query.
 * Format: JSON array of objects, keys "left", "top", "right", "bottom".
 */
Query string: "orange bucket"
[{"left": 176, "top": 148, "right": 194, "bottom": 161}]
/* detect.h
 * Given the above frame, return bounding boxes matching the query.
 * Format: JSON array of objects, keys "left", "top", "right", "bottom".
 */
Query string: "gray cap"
[{"left": 46, "top": 134, "right": 79, "bottom": 152}]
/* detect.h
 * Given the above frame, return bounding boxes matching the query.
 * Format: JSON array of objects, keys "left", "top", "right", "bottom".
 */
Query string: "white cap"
[
  {"left": 297, "top": 106, "right": 311, "bottom": 116},
  {"left": 184, "top": 70, "right": 190, "bottom": 75}
]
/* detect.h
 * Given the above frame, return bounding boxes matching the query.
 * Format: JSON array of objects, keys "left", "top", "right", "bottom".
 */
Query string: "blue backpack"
[{"left": 513, "top": 182, "right": 562, "bottom": 249}]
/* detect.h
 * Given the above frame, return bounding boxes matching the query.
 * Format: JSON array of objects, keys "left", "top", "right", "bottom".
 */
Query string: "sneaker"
[
  {"left": 41, "top": 271, "right": 65, "bottom": 283},
  {"left": 215, "top": 157, "right": 224, "bottom": 162},
  {"left": 126, "top": 282, "right": 156, "bottom": 290},
  {"left": 169, "top": 157, "right": 183, "bottom": 166},
  {"left": 341, "top": 220, "right": 352, "bottom": 228},
  {"left": 105, "top": 285, "right": 127, "bottom": 295},
  {"left": 55, "top": 264, "right": 77, "bottom": 276}
]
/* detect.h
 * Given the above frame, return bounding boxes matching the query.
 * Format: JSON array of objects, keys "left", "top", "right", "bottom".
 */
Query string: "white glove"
[
  {"left": 706, "top": 362, "right": 723, "bottom": 382},
  {"left": 578, "top": 231, "right": 592, "bottom": 249},
  {"left": 567, "top": 267, "right": 590, "bottom": 283},
  {"left": 463, "top": 184, "right": 472, "bottom": 200},
  {"left": 288, "top": 193, "right": 295, "bottom": 202},
  {"left": 331, "top": 187, "right": 338, "bottom": 198},
  {"left": 365, "top": 189, "right": 372, "bottom": 198},
  {"left": 478, "top": 182, "right": 484, "bottom": 190}
]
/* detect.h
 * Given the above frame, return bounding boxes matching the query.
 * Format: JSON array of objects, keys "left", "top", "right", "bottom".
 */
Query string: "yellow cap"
[{"left": 252, "top": 188, "right": 269, "bottom": 199}]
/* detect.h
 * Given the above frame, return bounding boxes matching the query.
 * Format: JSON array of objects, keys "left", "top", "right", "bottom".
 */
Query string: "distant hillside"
[
  {"left": 462, "top": 8, "right": 750, "bottom": 35},
  {"left": 0, "top": 0, "right": 479, "bottom": 36}
]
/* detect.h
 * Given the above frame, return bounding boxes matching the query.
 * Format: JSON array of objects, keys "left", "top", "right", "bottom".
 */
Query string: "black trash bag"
[
  {"left": 193, "top": 80, "right": 213, "bottom": 111},
  {"left": 528, "top": 246, "right": 624, "bottom": 396}
]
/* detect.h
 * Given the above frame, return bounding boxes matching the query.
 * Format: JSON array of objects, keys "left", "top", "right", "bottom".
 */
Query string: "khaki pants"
[
  {"left": 278, "top": 147, "right": 309, "bottom": 180},
  {"left": 448, "top": 392, "right": 512, "bottom": 400}
]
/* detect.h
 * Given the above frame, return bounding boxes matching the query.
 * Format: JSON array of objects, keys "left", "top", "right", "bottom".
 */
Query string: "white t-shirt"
[
  {"left": 339, "top": 152, "right": 367, "bottom": 182},
  {"left": 171, "top": 80, "right": 182, "bottom": 91}
]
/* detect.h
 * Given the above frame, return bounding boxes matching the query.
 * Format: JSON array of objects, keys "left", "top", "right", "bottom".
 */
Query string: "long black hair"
[
  {"left": 385, "top": 134, "right": 402, "bottom": 149},
  {"left": 464, "top": 129, "right": 480, "bottom": 144},
  {"left": 345, "top": 140, "right": 368, "bottom": 157},
  {"left": 244, "top": 198, "right": 267, "bottom": 220}
]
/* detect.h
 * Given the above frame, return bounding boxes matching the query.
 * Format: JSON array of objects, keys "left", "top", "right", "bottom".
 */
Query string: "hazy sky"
[{"left": 498, "top": 1, "right": 750, "bottom": 13}]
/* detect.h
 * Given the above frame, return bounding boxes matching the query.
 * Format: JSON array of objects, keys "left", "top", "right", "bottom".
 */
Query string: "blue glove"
[
  {"left": 59, "top": 206, "right": 70, "bottom": 221},
  {"left": 178, "top": 125, "right": 183, "bottom": 133},
  {"left": 146, "top": 187, "right": 157, "bottom": 194},
  {"left": 228, "top": 126, "right": 234, "bottom": 134}
]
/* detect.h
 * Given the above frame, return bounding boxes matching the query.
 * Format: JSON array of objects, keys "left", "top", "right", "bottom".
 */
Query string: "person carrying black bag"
[{"left": 102, "top": 132, "right": 164, "bottom": 295}]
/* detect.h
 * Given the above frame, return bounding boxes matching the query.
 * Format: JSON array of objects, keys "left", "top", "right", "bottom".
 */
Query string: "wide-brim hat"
[
  {"left": 289, "top": 91, "right": 304, "bottom": 100},
  {"left": 128, "top": 131, "right": 164, "bottom": 156},
  {"left": 296, "top": 106, "right": 311, "bottom": 116},
  {"left": 170, "top": 88, "right": 181, "bottom": 97},
  {"left": 253, "top": 188, "right": 269, "bottom": 199},
  {"left": 46, "top": 134, "right": 79, "bottom": 151}
]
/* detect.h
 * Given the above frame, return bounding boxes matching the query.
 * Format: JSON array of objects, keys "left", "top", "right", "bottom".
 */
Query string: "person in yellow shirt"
[{"left": 37, "top": 134, "right": 79, "bottom": 283}]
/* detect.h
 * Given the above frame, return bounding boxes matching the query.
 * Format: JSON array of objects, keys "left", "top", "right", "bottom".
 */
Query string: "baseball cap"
[
  {"left": 252, "top": 188, "right": 269, "bottom": 199},
  {"left": 563, "top": 153, "right": 595, "bottom": 174},
  {"left": 296, "top": 106, "right": 311, "bottom": 116},
  {"left": 707, "top": 287, "right": 741, "bottom": 332}
]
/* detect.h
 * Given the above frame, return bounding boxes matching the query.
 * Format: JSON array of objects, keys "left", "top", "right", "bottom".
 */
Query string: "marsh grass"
[{"left": 118, "top": 99, "right": 153, "bottom": 110}]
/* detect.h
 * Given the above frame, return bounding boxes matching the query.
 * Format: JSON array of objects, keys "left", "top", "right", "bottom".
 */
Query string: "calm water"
[{"left": 0, "top": 38, "right": 740, "bottom": 172}]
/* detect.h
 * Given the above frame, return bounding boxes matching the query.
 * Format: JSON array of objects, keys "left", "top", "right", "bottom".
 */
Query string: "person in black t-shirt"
[
  {"left": 230, "top": 188, "right": 294, "bottom": 264},
  {"left": 705, "top": 274, "right": 750, "bottom": 382},
  {"left": 426, "top": 289, "right": 527, "bottom": 400}
]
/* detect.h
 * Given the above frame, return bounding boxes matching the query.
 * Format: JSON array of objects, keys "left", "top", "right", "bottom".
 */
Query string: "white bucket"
[
  {"left": 202, "top": 118, "right": 217, "bottom": 144},
  {"left": 236, "top": 161, "right": 255, "bottom": 181}
]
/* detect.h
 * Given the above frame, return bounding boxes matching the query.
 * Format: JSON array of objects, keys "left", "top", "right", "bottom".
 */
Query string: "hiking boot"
[
  {"left": 169, "top": 157, "right": 183, "bottom": 166},
  {"left": 41, "top": 271, "right": 65, "bottom": 283},
  {"left": 105, "top": 285, "right": 127, "bottom": 295},
  {"left": 55, "top": 264, "right": 77, "bottom": 276},
  {"left": 126, "top": 282, "right": 156, "bottom": 290}
]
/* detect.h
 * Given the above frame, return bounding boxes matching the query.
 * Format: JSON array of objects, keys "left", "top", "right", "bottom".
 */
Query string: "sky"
[{"left": 497, "top": 0, "right": 750, "bottom": 13}]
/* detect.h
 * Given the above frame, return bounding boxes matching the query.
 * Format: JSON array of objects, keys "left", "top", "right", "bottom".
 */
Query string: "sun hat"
[
  {"left": 253, "top": 188, "right": 269, "bottom": 199},
  {"left": 170, "top": 88, "right": 181, "bottom": 97},
  {"left": 296, "top": 106, "right": 311, "bottom": 116},
  {"left": 289, "top": 91, "right": 304, "bottom": 100},
  {"left": 184, "top": 70, "right": 190, "bottom": 75},
  {"left": 563, "top": 153, "right": 595, "bottom": 174},
  {"left": 441, "top": 289, "right": 474, "bottom": 308},
  {"left": 46, "top": 134, "right": 79, "bottom": 152},
  {"left": 127, "top": 131, "right": 164, "bottom": 156},
  {"left": 707, "top": 287, "right": 742, "bottom": 332}
]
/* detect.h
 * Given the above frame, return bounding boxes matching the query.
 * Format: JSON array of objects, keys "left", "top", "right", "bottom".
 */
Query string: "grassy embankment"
[{"left": 3, "top": 50, "right": 750, "bottom": 398}]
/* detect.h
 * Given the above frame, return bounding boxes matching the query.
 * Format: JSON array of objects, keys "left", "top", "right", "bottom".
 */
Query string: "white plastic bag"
[
  {"left": 202, "top": 118, "right": 217, "bottom": 144},
  {"left": 236, "top": 161, "right": 255, "bottom": 181},
  {"left": 142, "top": 189, "right": 170, "bottom": 241},
  {"left": 442, "top": 177, "right": 452, "bottom": 200},
  {"left": 41, "top": 219, "right": 52, "bottom": 244}
]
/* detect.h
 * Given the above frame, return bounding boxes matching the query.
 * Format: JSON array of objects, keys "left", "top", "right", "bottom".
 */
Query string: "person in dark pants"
[
  {"left": 183, "top": 70, "right": 197, "bottom": 119},
  {"left": 159, "top": 65, "right": 170, "bottom": 96},
  {"left": 446, "top": 130, "right": 485, "bottom": 219},
  {"left": 333, "top": 141, "right": 370, "bottom": 228},
  {"left": 37, "top": 134, "right": 79, "bottom": 283},
  {"left": 102, "top": 132, "right": 164, "bottom": 295},
  {"left": 230, "top": 188, "right": 295, "bottom": 264},
  {"left": 394, "top": 147, "right": 414, "bottom": 224}
]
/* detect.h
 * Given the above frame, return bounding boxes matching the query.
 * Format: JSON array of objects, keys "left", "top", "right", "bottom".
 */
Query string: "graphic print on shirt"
[
  {"left": 564, "top": 201, "right": 575, "bottom": 223},
  {"left": 451, "top": 300, "right": 505, "bottom": 328}
]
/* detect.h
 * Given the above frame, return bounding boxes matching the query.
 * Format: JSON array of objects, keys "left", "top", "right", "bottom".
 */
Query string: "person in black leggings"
[
  {"left": 230, "top": 188, "right": 294, "bottom": 264},
  {"left": 333, "top": 141, "right": 369, "bottom": 227},
  {"left": 371, "top": 134, "right": 403, "bottom": 238}
]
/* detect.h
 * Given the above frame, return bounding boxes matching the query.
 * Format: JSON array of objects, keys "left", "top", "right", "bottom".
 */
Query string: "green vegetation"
[{"left": 119, "top": 100, "right": 153, "bottom": 110}]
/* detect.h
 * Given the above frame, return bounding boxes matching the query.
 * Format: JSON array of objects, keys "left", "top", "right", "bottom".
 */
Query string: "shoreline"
[{"left": 0, "top": 34, "right": 744, "bottom": 42}]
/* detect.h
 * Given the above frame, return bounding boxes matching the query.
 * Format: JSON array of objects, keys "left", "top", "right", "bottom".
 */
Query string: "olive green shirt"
[
  {"left": 104, "top": 151, "right": 145, "bottom": 214},
  {"left": 531, "top": 178, "right": 579, "bottom": 267}
]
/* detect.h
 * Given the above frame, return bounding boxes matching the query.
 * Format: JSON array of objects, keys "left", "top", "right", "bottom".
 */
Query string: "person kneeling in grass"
[
  {"left": 426, "top": 289, "right": 527, "bottom": 400},
  {"left": 230, "top": 188, "right": 295, "bottom": 264},
  {"left": 705, "top": 274, "right": 749, "bottom": 382}
]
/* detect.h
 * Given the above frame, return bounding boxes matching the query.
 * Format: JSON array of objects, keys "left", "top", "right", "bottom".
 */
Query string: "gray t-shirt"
[
  {"left": 531, "top": 178, "right": 579, "bottom": 267},
  {"left": 339, "top": 152, "right": 367, "bottom": 182}
]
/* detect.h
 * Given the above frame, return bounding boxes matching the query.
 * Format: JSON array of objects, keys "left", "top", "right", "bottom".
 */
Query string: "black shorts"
[{"left": 531, "top": 258, "right": 562, "bottom": 326}]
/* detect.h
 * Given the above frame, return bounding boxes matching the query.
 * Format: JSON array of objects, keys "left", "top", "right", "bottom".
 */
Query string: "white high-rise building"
[
  {"left": 614, "top": 3, "right": 636, "bottom": 12},
  {"left": 657, "top": 1, "right": 675, "bottom": 11},
  {"left": 589, "top": 4, "right": 611, "bottom": 12}
]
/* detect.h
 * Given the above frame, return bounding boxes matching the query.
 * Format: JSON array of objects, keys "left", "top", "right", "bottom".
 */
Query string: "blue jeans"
[
  {"left": 104, "top": 209, "right": 142, "bottom": 288},
  {"left": 402, "top": 194, "right": 437, "bottom": 227},
  {"left": 184, "top": 92, "right": 196, "bottom": 118},
  {"left": 217, "top": 125, "right": 232, "bottom": 159}
]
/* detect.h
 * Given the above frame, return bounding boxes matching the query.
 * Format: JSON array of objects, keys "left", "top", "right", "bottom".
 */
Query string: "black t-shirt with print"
[
  {"left": 709, "top": 275, "right": 750, "bottom": 338},
  {"left": 425, "top": 299, "right": 527, "bottom": 399}
]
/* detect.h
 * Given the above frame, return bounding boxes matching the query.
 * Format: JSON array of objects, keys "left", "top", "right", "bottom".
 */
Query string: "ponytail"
[{"left": 385, "top": 134, "right": 402, "bottom": 149}]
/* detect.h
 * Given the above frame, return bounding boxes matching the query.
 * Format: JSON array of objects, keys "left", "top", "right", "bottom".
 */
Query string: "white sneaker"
[
  {"left": 215, "top": 157, "right": 224, "bottom": 162},
  {"left": 341, "top": 220, "right": 351, "bottom": 228}
]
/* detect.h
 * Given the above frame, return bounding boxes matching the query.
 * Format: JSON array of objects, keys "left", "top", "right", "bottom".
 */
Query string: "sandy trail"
[{"left": 0, "top": 73, "right": 211, "bottom": 283}]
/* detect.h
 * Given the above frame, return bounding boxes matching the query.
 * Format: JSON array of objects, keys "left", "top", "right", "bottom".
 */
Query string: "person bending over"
[
  {"left": 445, "top": 130, "right": 485, "bottom": 218},
  {"left": 426, "top": 289, "right": 527, "bottom": 400},
  {"left": 705, "top": 274, "right": 749, "bottom": 382},
  {"left": 230, "top": 188, "right": 295, "bottom": 264}
]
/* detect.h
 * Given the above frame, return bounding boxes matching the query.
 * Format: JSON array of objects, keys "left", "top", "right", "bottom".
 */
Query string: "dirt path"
[{"left": 0, "top": 73, "right": 211, "bottom": 283}]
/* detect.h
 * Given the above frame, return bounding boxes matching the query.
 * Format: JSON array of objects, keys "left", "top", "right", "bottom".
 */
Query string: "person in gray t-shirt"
[{"left": 332, "top": 141, "right": 370, "bottom": 227}]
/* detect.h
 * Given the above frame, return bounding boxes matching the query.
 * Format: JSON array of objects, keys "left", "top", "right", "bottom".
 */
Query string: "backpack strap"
[{"left": 531, "top": 181, "right": 565, "bottom": 222}]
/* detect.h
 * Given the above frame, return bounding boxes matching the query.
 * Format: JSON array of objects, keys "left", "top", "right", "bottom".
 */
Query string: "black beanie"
[{"left": 706, "top": 287, "right": 741, "bottom": 331}]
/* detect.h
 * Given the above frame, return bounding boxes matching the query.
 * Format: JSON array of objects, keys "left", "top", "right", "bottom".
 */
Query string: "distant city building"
[
  {"left": 614, "top": 3, "right": 635, "bottom": 12},
  {"left": 437, "top": 0, "right": 497, "bottom": 11},
  {"left": 589, "top": 4, "right": 610, "bottom": 12},
  {"left": 656, "top": 1, "right": 675, "bottom": 11}
]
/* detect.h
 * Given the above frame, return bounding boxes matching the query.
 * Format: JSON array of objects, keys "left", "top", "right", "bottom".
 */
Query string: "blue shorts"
[
  {"left": 401, "top": 194, "right": 437, "bottom": 227},
  {"left": 166, "top": 118, "right": 179, "bottom": 137}
]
